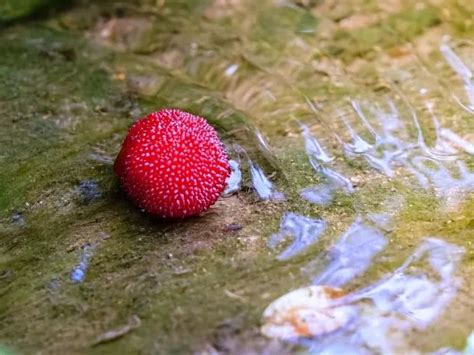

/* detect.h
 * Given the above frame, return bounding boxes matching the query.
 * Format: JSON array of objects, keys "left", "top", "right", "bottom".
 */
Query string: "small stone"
[
  {"left": 261, "top": 285, "right": 358, "bottom": 340},
  {"left": 10, "top": 212, "right": 26, "bottom": 227},
  {"left": 223, "top": 223, "right": 243, "bottom": 232},
  {"left": 77, "top": 180, "right": 102, "bottom": 203}
]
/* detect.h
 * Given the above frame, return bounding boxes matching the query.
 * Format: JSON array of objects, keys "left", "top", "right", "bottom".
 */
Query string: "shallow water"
[{"left": 0, "top": 0, "right": 473, "bottom": 354}]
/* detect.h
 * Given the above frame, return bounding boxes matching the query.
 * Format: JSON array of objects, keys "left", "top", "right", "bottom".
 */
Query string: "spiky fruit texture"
[{"left": 114, "top": 109, "right": 230, "bottom": 218}]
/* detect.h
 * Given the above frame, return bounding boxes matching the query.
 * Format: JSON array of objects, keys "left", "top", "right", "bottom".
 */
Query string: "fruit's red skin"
[{"left": 114, "top": 109, "right": 230, "bottom": 218}]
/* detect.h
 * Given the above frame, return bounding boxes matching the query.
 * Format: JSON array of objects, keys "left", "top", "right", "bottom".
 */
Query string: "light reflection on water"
[
  {"left": 228, "top": 143, "right": 285, "bottom": 201},
  {"left": 262, "top": 38, "right": 473, "bottom": 353},
  {"left": 310, "top": 218, "right": 387, "bottom": 288},
  {"left": 439, "top": 42, "right": 474, "bottom": 113},
  {"left": 268, "top": 212, "right": 326, "bottom": 260},
  {"left": 300, "top": 184, "right": 335, "bottom": 206},
  {"left": 248, "top": 160, "right": 285, "bottom": 201},
  {"left": 299, "top": 121, "right": 353, "bottom": 205},
  {"left": 263, "top": 238, "right": 464, "bottom": 354},
  {"left": 224, "top": 40, "right": 473, "bottom": 208},
  {"left": 205, "top": 29, "right": 474, "bottom": 352},
  {"left": 324, "top": 91, "right": 472, "bottom": 210},
  {"left": 308, "top": 156, "right": 354, "bottom": 194},
  {"left": 223, "top": 159, "right": 242, "bottom": 196},
  {"left": 70, "top": 244, "right": 95, "bottom": 283},
  {"left": 299, "top": 121, "right": 334, "bottom": 163}
]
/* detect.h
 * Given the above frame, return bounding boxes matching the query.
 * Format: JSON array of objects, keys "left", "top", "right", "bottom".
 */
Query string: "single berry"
[{"left": 114, "top": 109, "right": 230, "bottom": 218}]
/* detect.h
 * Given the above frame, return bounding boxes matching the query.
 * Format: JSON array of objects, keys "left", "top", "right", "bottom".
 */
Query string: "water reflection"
[
  {"left": 300, "top": 170, "right": 352, "bottom": 205},
  {"left": 255, "top": 35, "right": 472, "bottom": 352},
  {"left": 464, "top": 332, "right": 474, "bottom": 354},
  {"left": 328, "top": 94, "right": 473, "bottom": 210},
  {"left": 249, "top": 160, "right": 285, "bottom": 201},
  {"left": 351, "top": 238, "right": 463, "bottom": 327},
  {"left": 229, "top": 144, "right": 285, "bottom": 200},
  {"left": 440, "top": 128, "right": 474, "bottom": 155},
  {"left": 70, "top": 244, "right": 95, "bottom": 283},
  {"left": 308, "top": 157, "right": 354, "bottom": 194},
  {"left": 439, "top": 42, "right": 474, "bottom": 113},
  {"left": 311, "top": 218, "right": 387, "bottom": 288},
  {"left": 300, "top": 184, "right": 335, "bottom": 206},
  {"left": 224, "top": 64, "right": 239, "bottom": 77},
  {"left": 268, "top": 212, "right": 326, "bottom": 260},
  {"left": 366, "top": 212, "right": 393, "bottom": 230},
  {"left": 338, "top": 110, "right": 374, "bottom": 155},
  {"left": 410, "top": 157, "right": 474, "bottom": 210},
  {"left": 337, "top": 103, "right": 405, "bottom": 177},
  {"left": 263, "top": 238, "right": 465, "bottom": 353},
  {"left": 299, "top": 122, "right": 334, "bottom": 163},
  {"left": 223, "top": 159, "right": 242, "bottom": 196}
]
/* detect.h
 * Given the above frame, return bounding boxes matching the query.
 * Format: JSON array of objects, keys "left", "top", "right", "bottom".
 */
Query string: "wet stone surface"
[{"left": 0, "top": 0, "right": 473, "bottom": 354}]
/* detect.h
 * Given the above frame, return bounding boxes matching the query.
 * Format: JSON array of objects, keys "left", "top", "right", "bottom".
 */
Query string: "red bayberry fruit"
[{"left": 114, "top": 109, "right": 230, "bottom": 218}]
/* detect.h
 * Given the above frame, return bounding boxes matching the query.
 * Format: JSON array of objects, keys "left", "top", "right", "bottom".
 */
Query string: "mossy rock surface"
[{"left": 0, "top": 0, "right": 473, "bottom": 353}]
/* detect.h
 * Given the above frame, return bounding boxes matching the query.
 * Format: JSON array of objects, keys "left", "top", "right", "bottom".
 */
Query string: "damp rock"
[{"left": 261, "top": 285, "right": 357, "bottom": 340}]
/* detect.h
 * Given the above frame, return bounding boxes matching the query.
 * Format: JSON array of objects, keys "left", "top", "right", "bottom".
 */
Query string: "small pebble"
[
  {"left": 77, "top": 180, "right": 102, "bottom": 203},
  {"left": 10, "top": 212, "right": 26, "bottom": 227},
  {"left": 223, "top": 223, "right": 243, "bottom": 232}
]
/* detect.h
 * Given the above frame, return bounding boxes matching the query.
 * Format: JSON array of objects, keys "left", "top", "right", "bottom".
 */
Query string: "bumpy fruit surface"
[{"left": 114, "top": 109, "right": 230, "bottom": 218}]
